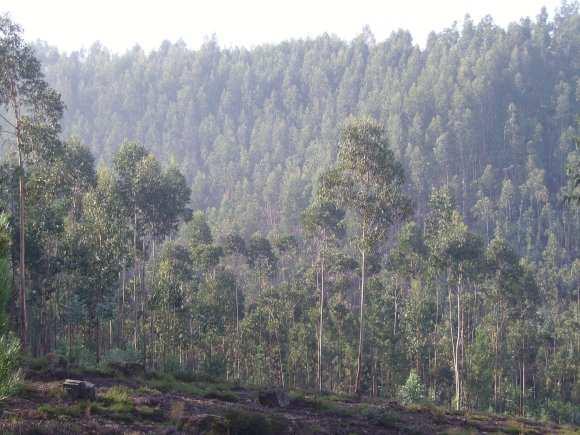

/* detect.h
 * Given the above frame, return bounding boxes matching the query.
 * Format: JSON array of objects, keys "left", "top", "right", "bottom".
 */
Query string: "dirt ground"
[{"left": 0, "top": 369, "right": 576, "bottom": 434}]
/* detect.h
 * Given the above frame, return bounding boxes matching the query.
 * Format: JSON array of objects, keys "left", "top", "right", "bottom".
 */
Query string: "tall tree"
[
  {"left": 0, "top": 15, "right": 64, "bottom": 348},
  {"left": 302, "top": 199, "right": 345, "bottom": 392},
  {"left": 63, "top": 168, "right": 127, "bottom": 363},
  {"left": 320, "top": 117, "right": 411, "bottom": 393},
  {"left": 426, "top": 188, "right": 484, "bottom": 409}
]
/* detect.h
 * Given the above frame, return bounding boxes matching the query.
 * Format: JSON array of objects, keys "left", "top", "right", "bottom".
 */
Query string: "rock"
[
  {"left": 258, "top": 389, "right": 290, "bottom": 408},
  {"left": 179, "top": 414, "right": 228, "bottom": 435},
  {"left": 63, "top": 379, "right": 96, "bottom": 401}
]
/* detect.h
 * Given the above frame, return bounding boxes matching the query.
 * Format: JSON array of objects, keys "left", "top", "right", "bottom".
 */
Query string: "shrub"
[
  {"left": 101, "top": 385, "right": 132, "bottom": 405},
  {"left": 0, "top": 333, "right": 21, "bottom": 400},
  {"left": 543, "top": 399, "right": 579, "bottom": 425},
  {"left": 399, "top": 370, "right": 425, "bottom": 405},
  {"left": 102, "top": 347, "right": 141, "bottom": 366}
]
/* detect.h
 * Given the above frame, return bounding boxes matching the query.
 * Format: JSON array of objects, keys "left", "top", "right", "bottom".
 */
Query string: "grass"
[
  {"left": 37, "top": 402, "right": 89, "bottom": 419},
  {"left": 100, "top": 385, "right": 131, "bottom": 405},
  {"left": 203, "top": 390, "right": 239, "bottom": 402},
  {"left": 35, "top": 385, "right": 156, "bottom": 424},
  {"left": 136, "top": 385, "right": 161, "bottom": 395},
  {"left": 224, "top": 409, "right": 289, "bottom": 435},
  {"left": 358, "top": 405, "right": 402, "bottom": 429},
  {"left": 0, "top": 420, "right": 85, "bottom": 434},
  {"left": 169, "top": 400, "right": 185, "bottom": 423},
  {"left": 144, "top": 373, "right": 241, "bottom": 404},
  {"left": 21, "top": 363, "right": 580, "bottom": 435}
]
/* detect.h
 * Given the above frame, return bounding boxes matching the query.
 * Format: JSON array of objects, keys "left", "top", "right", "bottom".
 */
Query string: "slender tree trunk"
[
  {"left": 11, "top": 82, "right": 28, "bottom": 351},
  {"left": 448, "top": 281, "right": 461, "bottom": 411},
  {"left": 95, "top": 312, "right": 101, "bottom": 364},
  {"left": 234, "top": 280, "right": 240, "bottom": 380},
  {"left": 17, "top": 141, "right": 27, "bottom": 350},
  {"left": 275, "top": 328, "right": 285, "bottom": 389},
  {"left": 133, "top": 210, "right": 138, "bottom": 352},
  {"left": 355, "top": 245, "right": 366, "bottom": 394},
  {"left": 318, "top": 250, "right": 325, "bottom": 393}
]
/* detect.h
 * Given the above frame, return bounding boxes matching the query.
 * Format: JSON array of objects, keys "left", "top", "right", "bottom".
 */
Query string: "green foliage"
[
  {"left": 102, "top": 348, "right": 142, "bottom": 366},
  {"left": 543, "top": 399, "right": 580, "bottom": 425},
  {"left": 0, "top": 333, "right": 21, "bottom": 400},
  {"left": 0, "top": 213, "right": 10, "bottom": 331},
  {"left": 0, "top": 8, "right": 578, "bottom": 427},
  {"left": 0, "top": 213, "right": 19, "bottom": 401},
  {"left": 321, "top": 117, "right": 412, "bottom": 250},
  {"left": 399, "top": 370, "right": 425, "bottom": 405},
  {"left": 565, "top": 134, "right": 580, "bottom": 205},
  {"left": 37, "top": 402, "right": 87, "bottom": 418},
  {"left": 101, "top": 386, "right": 132, "bottom": 406}
]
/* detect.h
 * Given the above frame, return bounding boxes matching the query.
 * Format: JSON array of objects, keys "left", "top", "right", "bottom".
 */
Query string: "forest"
[{"left": 0, "top": 1, "right": 579, "bottom": 428}]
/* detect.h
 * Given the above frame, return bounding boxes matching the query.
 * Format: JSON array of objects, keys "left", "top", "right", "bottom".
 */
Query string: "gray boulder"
[{"left": 63, "top": 379, "right": 96, "bottom": 401}]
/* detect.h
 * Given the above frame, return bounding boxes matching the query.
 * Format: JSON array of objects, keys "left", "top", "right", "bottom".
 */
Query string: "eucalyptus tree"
[
  {"left": 149, "top": 241, "right": 193, "bottom": 370},
  {"left": 425, "top": 188, "right": 484, "bottom": 410},
  {"left": 319, "top": 117, "right": 412, "bottom": 393},
  {"left": 485, "top": 235, "right": 540, "bottom": 414},
  {"left": 0, "top": 213, "right": 10, "bottom": 331},
  {"left": 565, "top": 134, "right": 580, "bottom": 206},
  {"left": 0, "top": 212, "right": 20, "bottom": 400},
  {"left": 302, "top": 199, "right": 345, "bottom": 392},
  {"left": 113, "top": 142, "right": 190, "bottom": 355},
  {"left": 63, "top": 168, "right": 128, "bottom": 363},
  {"left": 24, "top": 140, "right": 95, "bottom": 354},
  {"left": 222, "top": 232, "right": 247, "bottom": 379},
  {"left": 247, "top": 235, "right": 278, "bottom": 293},
  {"left": 0, "top": 15, "right": 64, "bottom": 348},
  {"left": 184, "top": 211, "right": 223, "bottom": 277},
  {"left": 196, "top": 270, "right": 239, "bottom": 378}
]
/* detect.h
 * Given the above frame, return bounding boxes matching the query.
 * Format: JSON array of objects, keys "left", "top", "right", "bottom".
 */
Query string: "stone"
[
  {"left": 63, "top": 379, "right": 96, "bottom": 401},
  {"left": 258, "top": 389, "right": 290, "bottom": 408}
]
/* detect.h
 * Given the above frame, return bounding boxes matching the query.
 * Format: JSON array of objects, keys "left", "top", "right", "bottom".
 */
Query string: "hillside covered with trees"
[{"left": 0, "top": 2, "right": 579, "bottom": 430}]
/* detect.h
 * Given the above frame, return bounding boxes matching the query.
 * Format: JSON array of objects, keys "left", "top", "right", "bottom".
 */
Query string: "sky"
[{"left": 1, "top": 0, "right": 564, "bottom": 53}]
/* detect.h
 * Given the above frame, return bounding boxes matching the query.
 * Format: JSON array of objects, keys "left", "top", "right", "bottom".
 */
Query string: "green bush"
[
  {"left": 399, "top": 370, "right": 425, "bottom": 405},
  {"left": 101, "top": 347, "right": 141, "bottom": 366},
  {"left": 202, "top": 355, "right": 227, "bottom": 379},
  {"left": 0, "top": 333, "right": 21, "bottom": 400},
  {"left": 542, "top": 399, "right": 579, "bottom": 425},
  {"left": 101, "top": 385, "right": 132, "bottom": 406}
]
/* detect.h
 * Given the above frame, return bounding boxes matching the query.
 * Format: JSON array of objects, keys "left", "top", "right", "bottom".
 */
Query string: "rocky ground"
[{"left": 0, "top": 366, "right": 577, "bottom": 434}]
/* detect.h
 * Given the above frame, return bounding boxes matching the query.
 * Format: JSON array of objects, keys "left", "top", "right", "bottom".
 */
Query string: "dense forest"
[{"left": 0, "top": 1, "right": 579, "bottom": 427}]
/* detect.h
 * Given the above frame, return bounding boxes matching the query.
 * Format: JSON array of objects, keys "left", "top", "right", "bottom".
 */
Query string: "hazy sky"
[{"left": 1, "top": 0, "right": 563, "bottom": 53}]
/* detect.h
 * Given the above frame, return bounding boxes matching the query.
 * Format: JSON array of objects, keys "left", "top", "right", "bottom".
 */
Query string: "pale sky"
[{"left": 1, "top": 0, "right": 564, "bottom": 53}]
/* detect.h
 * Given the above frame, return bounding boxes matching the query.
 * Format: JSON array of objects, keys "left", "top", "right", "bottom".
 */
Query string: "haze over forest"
[{"left": 0, "top": 2, "right": 578, "bottom": 432}]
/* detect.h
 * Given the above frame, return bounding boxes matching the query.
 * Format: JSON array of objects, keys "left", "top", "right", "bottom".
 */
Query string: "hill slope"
[
  {"left": 1, "top": 368, "right": 577, "bottom": 434},
  {"left": 33, "top": 5, "right": 579, "bottom": 252}
]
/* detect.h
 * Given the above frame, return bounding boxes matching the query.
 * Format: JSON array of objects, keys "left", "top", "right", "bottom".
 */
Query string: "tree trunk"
[
  {"left": 318, "top": 251, "right": 325, "bottom": 392},
  {"left": 448, "top": 280, "right": 461, "bottom": 411},
  {"left": 234, "top": 280, "right": 240, "bottom": 380},
  {"left": 355, "top": 247, "right": 366, "bottom": 394},
  {"left": 18, "top": 147, "right": 27, "bottom": 350},
  {"left": 133, "top": 210, "right": 138, "bottom": 352},
  {"left": 96, "top": 315, "right": 101, "bottom": 364},
  {"left": 11, "top": 81, "right": 28, "bottom": 351}
]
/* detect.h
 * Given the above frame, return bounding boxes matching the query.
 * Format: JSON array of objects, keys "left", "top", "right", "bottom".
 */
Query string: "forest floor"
[{"left": 0, "top": 365, "right": 577, "bottom": 435}]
